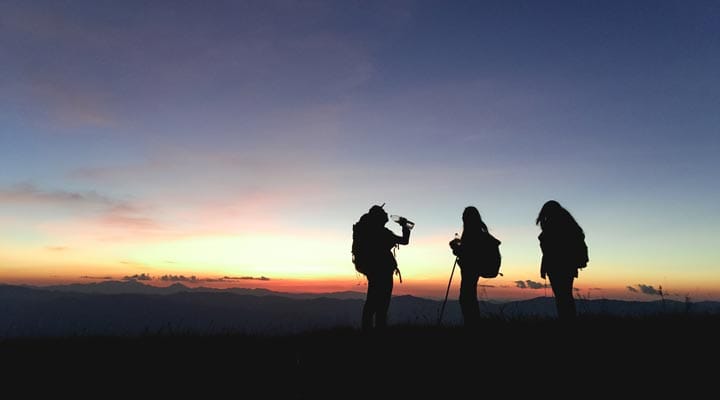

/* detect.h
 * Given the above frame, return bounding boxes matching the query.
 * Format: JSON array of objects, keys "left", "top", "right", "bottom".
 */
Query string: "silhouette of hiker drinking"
[
  {"left": 449, "top": 206, "right": 498, "bottom": 328},
  {"left": 352, "top": 204, "right": 411, "bottom": 331},
  {"left": 536, "top": 200, "right": 589, "bottom": 321}
]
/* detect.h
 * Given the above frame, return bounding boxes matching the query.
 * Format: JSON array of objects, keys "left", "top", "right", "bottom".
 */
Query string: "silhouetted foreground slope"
[{"left": 2, "top": 316, "right": 718, "bottom": 397}]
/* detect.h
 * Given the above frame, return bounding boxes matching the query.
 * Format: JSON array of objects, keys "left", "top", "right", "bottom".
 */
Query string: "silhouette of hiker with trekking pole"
[{"left": 438, "top": 206, "right": 501, "bottom": 327}]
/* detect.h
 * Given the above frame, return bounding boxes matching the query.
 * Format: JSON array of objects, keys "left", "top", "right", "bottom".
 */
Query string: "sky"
[{"left": 1, "top": 0, "right": 719, "bottom": 301}]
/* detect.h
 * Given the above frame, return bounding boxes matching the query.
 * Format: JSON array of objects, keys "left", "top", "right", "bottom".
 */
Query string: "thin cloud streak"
[
  {"left": 45, "top": 246, "right": 68, "bottom": 252},
  {"left": 0, "top": 183, "right": 118, "bottom": 208},
  {"left": 224, "top": 276, "right": 271, "bottom": 281},
  {"left": 121, "top": 274, "right": 273, "bottom": 283}
]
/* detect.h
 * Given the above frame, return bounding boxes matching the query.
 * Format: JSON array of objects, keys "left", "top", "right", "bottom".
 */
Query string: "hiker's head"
[
  {"left": 537, "top": 200, "right": 562, "bottom": 228},
  {"left": 536, "top": 200, "right": 581, "bottom": 232},
  {"left": 462, "top": 206, "right": 487, "bottom": 232},
  {"left": 542, "top": 200, "right": 562, "bottom": 212},
  {"left": 462, "top": 206, "right": 481, "bottom": 224},
  {"left": 368, "top": 204, "right": 388, "bottom": 225}
]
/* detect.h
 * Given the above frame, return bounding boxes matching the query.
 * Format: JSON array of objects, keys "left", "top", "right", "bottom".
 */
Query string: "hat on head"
[{"left": 368, "top": 203, "right": 386, "bottom": 216}]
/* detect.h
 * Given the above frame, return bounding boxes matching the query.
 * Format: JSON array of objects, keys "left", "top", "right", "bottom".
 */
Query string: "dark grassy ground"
[{"left": 2, "top": 314, "right": 717, "bottom": 397}]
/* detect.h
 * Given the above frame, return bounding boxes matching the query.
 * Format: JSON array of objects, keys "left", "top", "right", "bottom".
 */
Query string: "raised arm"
[
  {"left": 388, "top": 225, "right": 410, "bottom": 246},
  {"left": 397, "top": 225, "right": 410, "bottom": 245}
]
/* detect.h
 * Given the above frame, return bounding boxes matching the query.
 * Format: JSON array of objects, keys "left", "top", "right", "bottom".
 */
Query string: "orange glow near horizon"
[
  {"left": 3, "top": 267, "right": 719, "bottom": 302},
  {"left": 2, "top": 222, "right": 718, "bottom": 301}
]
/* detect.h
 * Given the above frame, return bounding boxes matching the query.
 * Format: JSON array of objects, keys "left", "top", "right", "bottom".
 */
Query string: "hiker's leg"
[
  {"left": 549, "top": 271, "right": 576, "bottom": 321},
  {"left": 374, "top": 271, "right": 394, "bottom": 329},
  {"left": 362, "top": 274, "right": 379, "bottom": 330},
  {"left": 459, "top": 269, "right": 480, "bottom": 327}
]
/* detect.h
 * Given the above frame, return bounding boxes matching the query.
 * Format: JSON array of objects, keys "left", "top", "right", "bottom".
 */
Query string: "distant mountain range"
[
  {"left": 1, "top": 281, "right": 719, "bottom": 338},
  {"left": 41, "top": 279, "right": 368, "bottom": 299}
]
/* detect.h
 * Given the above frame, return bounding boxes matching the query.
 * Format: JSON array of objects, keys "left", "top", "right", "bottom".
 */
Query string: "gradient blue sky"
[{"left": 1, "top": 0, "right": 719, "bottom": 300}]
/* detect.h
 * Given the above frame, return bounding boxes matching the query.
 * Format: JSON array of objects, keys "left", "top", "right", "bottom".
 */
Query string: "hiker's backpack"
[
  {"left": 479, "top": 233, "right": 502, "bottom": 278},
  {"left": 351, "top": 215, "right": 370, "bottom": 275},
  {"left": 351, "top": 215, "right": 401, "bottom": 278},
  {"left": 452, "top": 232, "right": 502, "bottom": 278},
  {"left": 576, "top": 236, "right": 589, "bottom": 270}
]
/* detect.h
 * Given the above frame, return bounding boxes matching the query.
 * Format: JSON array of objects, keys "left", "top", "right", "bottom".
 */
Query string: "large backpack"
[
  {"left": 576, "top": 235, "right": 589, "bottom": 270},
  {"left": 351, "top": 215, "right": 370, "bottom": 275},
  {"left": 452, "top": 232, "right": 502, "bottom": 278},
  {"left": 479, "top": 233, "right": 502, "bottom": 278},
  {"left": 351, "top": 215, "right": 400, "bottom": 277}
]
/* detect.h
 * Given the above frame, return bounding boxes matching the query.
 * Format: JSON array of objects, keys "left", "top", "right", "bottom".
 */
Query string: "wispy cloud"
[
  {"left": 223, "top": 276, "right": 271, "bottom": 281},
  {"left": 0, "top": 183, "right": 117, "bottom": 208},
  {"left": 99, "top": 212, "right": 159, "bottom": 230},
  {"left": 2, "top": 1, "right": 381, "bottom": 134},
  {"left": 123, "top": 273, "right": 152, "bottom": 281},
  {"left": 627, "top": 284, "right": 663, "bottom": 296},
  {"left": 159, "top": 274, "right": 199, "bottom": 283},
  {"left": 158, "top": 274, "right": 271, "bottom": 282},
  {"left": 28, "top": 80, "right": 116, "bottom": 128},
  {"left": 119, "top": 260, "right": 148, "bottom": 266},
  {"left": 80, "top": 275, "right": 113, "bottom": 280},
  {"left": 1, "top": 183, "right": 175, "bottom": 241},
  {"left": 114, "top": 273, "right": 273, "bottom": 283},
  {"left": 0, "top": 184, "right": 156, "bottom": 224},
  {"left": 514, "top": 280, "right": 545, "bottom": 289},
  {"left": 45, "top": 246, "right": 68, "bottom": 252}
]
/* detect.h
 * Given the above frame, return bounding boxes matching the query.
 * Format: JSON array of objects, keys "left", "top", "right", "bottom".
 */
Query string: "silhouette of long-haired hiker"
[
  {"left": 448, "top": 206, "right": 500, "bottom": 328},
  {"left": 536, "top": 200, "right": 589, "bottom": 321},
  {"left": 352, "top": 204, "right": 411, "bottom": 331}
]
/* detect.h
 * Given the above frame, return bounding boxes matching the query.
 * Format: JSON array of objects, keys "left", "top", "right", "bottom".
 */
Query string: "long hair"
[
  {"left": 462, "top": 206, "right": 488, "bottom": 234},
  {"left": 536, "top": 200, "right": 583, "bottom": 234}
]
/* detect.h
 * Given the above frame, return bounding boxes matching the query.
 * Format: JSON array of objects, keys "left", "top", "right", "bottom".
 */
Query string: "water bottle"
[{"left": 390, "top": 214, "right": 415, "bottom": 230}]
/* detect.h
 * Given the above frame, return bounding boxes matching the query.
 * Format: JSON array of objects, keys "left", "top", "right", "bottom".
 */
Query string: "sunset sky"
[{"left": 1, "top": 1, "right": 718, "bottom": 301}]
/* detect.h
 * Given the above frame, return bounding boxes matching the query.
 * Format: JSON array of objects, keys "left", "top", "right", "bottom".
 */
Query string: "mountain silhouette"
[
  {"left": 1, "top": 283, "right": 718, "bottom": 338},
  {"left": 41, "top": 280, "right": 366, "bottom": 299}
]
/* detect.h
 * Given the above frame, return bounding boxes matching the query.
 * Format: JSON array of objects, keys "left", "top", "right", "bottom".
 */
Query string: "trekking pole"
[{"left": 437, "top": 257, "right": 458, "bottom": 325}]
